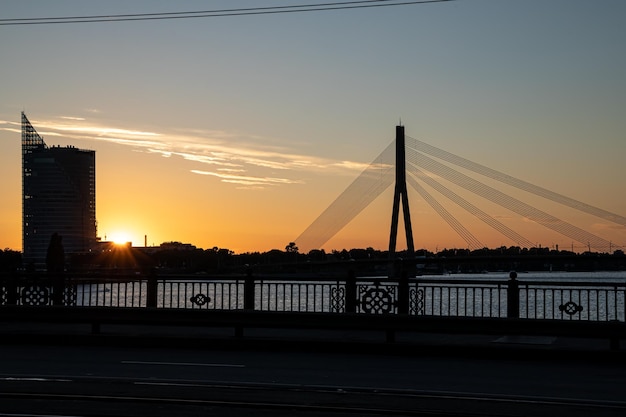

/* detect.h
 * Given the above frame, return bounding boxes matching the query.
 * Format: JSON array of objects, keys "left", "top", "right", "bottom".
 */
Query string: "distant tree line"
[
  {"left": 1, "top": 243, "right": 625, "bottom": 274},
  {"left": 0, "top": 249, "right": 21, "bottom": 273}
]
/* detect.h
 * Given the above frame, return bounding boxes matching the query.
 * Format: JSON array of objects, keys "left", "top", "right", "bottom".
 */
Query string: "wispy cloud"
[
  {"left": 331, "top": 160, "right": 371, "bottom": 171},
  {"left": 191, "top": 169, "right": 304, "bottom": 187},
  {"left": 0, "top": 119, "right": 20, "bottom": 134},
  {"left": 0, "top": 115, "right": 368, "bottom": 189}
]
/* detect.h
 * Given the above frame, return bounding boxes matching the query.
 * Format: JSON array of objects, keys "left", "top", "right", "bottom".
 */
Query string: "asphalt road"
[{"left": 1, "top": 343, "right": 626, "bottom": 416}]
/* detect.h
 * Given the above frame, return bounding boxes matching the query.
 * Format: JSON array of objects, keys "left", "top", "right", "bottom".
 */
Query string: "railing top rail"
[
  {"left": 516, "top": 280, "right": 626, "bottom": 288},
  {"left": 410, "top": 278, "right": 507, "bottom": 286},
  {"left": 2, "top": 272, "right": 625, "bottom": 288}
]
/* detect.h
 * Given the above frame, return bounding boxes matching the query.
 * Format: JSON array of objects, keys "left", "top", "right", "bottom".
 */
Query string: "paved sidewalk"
[{"left": 1, "top": 321, "right": 622, "bottom": 361}]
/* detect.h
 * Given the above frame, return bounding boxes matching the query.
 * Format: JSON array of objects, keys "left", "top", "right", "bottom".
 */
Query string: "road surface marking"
[{"left": 121, "top": 360, "right": 245, "bottom": 368}]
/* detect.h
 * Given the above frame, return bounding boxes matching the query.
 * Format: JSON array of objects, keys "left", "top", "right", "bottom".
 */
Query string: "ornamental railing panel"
[{"left": 1, "top": 272, "right": 624, "bottom": 322}]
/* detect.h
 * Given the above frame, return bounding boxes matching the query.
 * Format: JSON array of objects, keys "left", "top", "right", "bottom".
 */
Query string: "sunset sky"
[{"left": 1, "top": 0, "right": 625, "bottom": 254}]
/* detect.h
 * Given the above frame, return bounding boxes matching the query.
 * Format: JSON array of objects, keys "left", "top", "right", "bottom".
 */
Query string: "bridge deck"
[{"left": 1, "top": 306, "right": 624, "bottom": 355}]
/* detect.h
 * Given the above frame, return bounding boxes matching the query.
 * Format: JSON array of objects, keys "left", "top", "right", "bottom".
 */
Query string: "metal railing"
[
  {"left": 1, "top": 271, "right": 625, "bottom": 322},
  {"left": 412, "top": 279, "right": 507, "bottom": 318},
  {"left": 518, "top": 281, "right": 625, "bottom": 321}
]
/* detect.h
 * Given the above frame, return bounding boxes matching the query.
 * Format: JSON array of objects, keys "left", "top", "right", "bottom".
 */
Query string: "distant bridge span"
[{"left": 295, "top": 126, "right": 625, "bottom": 253}]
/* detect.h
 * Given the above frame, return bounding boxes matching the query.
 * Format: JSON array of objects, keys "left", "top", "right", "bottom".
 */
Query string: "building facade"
[{"left": 22, "top": 112, "right": 97, "bottom": 267}]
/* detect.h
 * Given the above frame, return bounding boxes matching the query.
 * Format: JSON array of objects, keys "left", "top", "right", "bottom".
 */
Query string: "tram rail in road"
[{"left": 2, "top": 376, "right": 626, "bottom": 417}]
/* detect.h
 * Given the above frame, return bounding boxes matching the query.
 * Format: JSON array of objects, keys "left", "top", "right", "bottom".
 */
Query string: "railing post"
[
  {"left": 147, "top": 269, "right": 158, "bottom": 308},
  {"left": 244, "top": 267, "right": 255, "bottom": 311},
  {"left": 609, "top": 320, "right": 620, "bottom": 351},
  {"left": 507, "top": 271, "right": 519, "bottom": 319},
  {"left": 6, "top": 275, "right": 18, "bottom": 305},
  {"left": 397, "top": 263, "right": 409, "bottom": 315},
  {"left": 51, "top": 271, "right": 65, "bottom": 306},
  {"left": 345, "top": 269, "right": 357, "bottom": 313}
]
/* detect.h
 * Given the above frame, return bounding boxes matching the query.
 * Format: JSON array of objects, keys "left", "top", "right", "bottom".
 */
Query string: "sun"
[{"left": 108, "top": 231, "right": 132, "bottom": 246}]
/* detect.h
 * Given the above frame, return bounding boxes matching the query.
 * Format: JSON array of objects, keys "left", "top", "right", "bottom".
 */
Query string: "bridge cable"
[
  {"left": 407, "top": 164, "right": 535, "bottom": 248},
  {"left": 406, "top": 173, "right": 483, "bottom": 250},
  {"left": 406, "top": 149, "right": 597, "bottom": 246},
  {"left": 406, "top": 149, "right": 588, "bottom": 239},
  {"left": 406, "top": 135, "right": 626, "bottom": 228},
  {"left": 406, "top": 149, "right": 613, "bottom": 251},
  {"left": 406, "top": 149, "right": 610, "bottom": 249},
  {"left": 295, "top": 140, "right": 395, "bottom": 250}
]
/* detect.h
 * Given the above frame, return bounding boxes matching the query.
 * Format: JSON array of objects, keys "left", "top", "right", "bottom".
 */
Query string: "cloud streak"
[
  {"left": 191, "top": 169, "right": 304, "bottom": 187},
  {"left": 0, "top": 115, "right": 367, "bottom": 189}
]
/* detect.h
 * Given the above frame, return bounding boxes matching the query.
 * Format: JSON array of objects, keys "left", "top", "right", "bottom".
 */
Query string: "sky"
[{"left": 1, "top": 0, "right": 625, "bottom": 254}]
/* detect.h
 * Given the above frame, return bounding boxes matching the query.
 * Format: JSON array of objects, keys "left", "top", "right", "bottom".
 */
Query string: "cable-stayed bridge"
[{"left": 295, "top": 126, "right": 626, "bottom": 254}]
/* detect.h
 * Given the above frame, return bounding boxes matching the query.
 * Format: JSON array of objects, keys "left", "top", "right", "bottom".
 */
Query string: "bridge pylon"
[{"left": 388, "top": 125, "right": 415, "bottom": 259}]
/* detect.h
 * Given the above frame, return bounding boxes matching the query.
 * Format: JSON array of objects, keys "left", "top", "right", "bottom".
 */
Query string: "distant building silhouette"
[{"left": 22, "top": 112, "right": 97, "bottom": 266}]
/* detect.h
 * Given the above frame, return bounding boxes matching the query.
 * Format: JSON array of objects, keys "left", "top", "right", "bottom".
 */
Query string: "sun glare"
[{"left": 108, "top": 232, "right": 132, "bottom": 246}]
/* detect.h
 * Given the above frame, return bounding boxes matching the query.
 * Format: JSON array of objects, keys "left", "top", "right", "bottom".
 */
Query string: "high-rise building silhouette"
[{"left": 21, "top": 112, "right": 97, "bottom": 266}]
